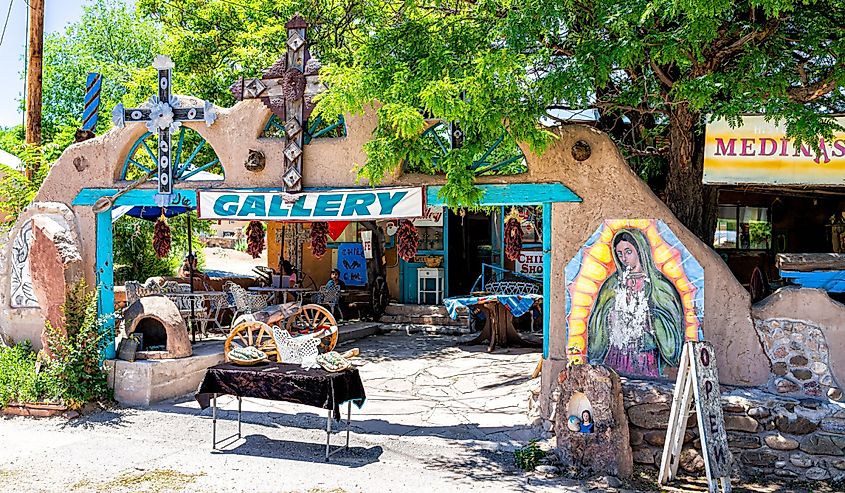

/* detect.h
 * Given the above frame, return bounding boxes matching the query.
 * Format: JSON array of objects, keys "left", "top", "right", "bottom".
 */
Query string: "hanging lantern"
[
  {"left": 397, "top": 219, "right": 419, "bottom": 262},
  {"left": 153, "top": 212, "right": 172, "bottom": 258},
  {"left": 310, "top": 222, "right": 329, "bottom": 258},
  {"left": 245, "top": 221, "right": 265, "bottom": 259},
  {"left": 504, "top": 209, "right": 523, "bottom": 261}
]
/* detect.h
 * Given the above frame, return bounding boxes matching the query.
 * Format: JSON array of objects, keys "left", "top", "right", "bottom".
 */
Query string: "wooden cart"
[{"left": 224, "top": 303, "right": 339, "bottom": 362}]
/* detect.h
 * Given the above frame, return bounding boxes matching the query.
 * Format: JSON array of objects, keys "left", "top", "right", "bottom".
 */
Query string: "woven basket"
[
  {"left": 423, "top": 256, "right": 443, "bottom": 267},
  {"left": 229, "top": 356, "right": 268, "bottom": 366}
]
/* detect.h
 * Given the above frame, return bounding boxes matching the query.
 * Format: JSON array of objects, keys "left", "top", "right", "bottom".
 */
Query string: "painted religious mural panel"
[
  {"left": 565, "top": 220, "right": 704, "bottom": 378},
  {"left": 10, "top": 219, "right": 39, "bottom": 308}
]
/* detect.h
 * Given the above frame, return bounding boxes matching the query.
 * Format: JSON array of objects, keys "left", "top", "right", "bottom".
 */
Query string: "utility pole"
[{"left": 25, "top": 0, "right": 44, "bottom": 179}]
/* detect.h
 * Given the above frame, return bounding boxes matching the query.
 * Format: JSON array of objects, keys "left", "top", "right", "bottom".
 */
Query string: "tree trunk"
[{"left": 663, "top": 104, "right": 718, "bottom": 243}]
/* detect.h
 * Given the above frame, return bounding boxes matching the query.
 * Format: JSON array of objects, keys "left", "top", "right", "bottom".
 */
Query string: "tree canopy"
[
  {"left": 39, "top": 0, "right": 164, "bottom": 139},
  {"left": 3, "top": 0, "right": 843, "bottom": 240},
  {"left": 140, "top": 0, "right": 845, "bottom": 239}
]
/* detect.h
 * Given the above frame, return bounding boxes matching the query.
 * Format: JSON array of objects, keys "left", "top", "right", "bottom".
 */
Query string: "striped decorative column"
[{"left": 82, "top": 72, "right": 102, "bottom": 132}]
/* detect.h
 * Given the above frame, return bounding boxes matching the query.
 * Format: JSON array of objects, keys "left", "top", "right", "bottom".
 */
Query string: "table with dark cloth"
[{"left": 195, "top": 362, "right": 366, "bottom": 420}]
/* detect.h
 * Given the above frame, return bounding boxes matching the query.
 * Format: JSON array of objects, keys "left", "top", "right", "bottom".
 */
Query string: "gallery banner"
[
  {"left": 703, "top": 116, "right": 845, "bottom": 185},
  {"left": 197, "top": 187, "right": 425, "bottom": 221}
]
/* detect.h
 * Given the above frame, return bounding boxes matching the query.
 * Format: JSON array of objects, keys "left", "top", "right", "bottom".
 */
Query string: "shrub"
[
  {"left": 0, "top": 281, "right": 111, "bottom": 410},
  {"left": 43, "top": 280, "right": 111, "bottom": 409},
  {"left": 0, "top": 341, "right": 61, "bottom": 407},
  {"left": 514, "top": 440, "right": 545, "bottom": 471}
]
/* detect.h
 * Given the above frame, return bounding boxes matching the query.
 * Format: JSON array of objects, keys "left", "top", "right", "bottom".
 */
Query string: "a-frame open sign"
[{"left": 659, "top": 341, "right": 733, "bottom": 493}]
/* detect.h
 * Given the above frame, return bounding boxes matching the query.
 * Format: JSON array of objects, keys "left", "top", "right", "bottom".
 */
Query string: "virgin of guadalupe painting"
[
  {"left": 565, "top": 220, "right": 704, "bottom": 378},
  {"left": 587, "top": 229, "right": 683, "bottom": 376}
]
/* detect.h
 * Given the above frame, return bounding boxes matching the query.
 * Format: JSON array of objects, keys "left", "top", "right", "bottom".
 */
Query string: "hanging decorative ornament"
[
  {"left": 397, "top": 219, "right": 419, "bottom": 262},
  {"left": 310, "top": 222, "right": 329, "bottom": 258},
  {"left": 153, "top": 211, "right": 172, "bottom": 258},
  {"left": 246, "top": 221, "right": 265, "bottom": 259},
  {"left": 504, "top": 207, "right": 523, "bottom": 261}
]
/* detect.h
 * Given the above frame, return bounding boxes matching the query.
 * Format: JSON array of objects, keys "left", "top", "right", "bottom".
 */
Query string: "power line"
[{"left": 0, "top": 0, "right": 14, "bottom": 47}]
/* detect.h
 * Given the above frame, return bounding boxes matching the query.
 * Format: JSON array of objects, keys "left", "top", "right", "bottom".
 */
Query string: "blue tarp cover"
[{"left": 780, "top": 270, "right": 845, "bottom": 293}]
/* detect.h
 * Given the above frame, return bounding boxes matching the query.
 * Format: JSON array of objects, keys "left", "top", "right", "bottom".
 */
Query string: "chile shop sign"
[
  {"left": 516, "top": 250, "right": 543, "bottom": 277},
  {"left": 197, "top": 187, "right": 424, "bottom": 221}
]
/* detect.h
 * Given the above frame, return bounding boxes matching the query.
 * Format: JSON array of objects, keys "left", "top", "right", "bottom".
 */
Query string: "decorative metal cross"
[
  {"left": 112, "top": 55, "right": 218, "bottom": 199},
  {"left": 229, "top": 15, "right": 326, "bottom": 192}
]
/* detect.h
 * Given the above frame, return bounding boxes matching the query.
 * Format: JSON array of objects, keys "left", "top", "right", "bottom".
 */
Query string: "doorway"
[{"left": 447, "top": 211, "right": 493, "bottom": 296}]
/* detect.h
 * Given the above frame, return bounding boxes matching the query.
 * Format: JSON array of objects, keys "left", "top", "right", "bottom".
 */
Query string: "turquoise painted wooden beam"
[
  {"left": 96, "top": 211, "right": 116, "bottom": 360},
  {"left": 542, "top": 203, "right": 552, "bottom": 359},
  {"left": 427, "top": 183, "right": 581, "bottom": 206},
  {"left": 75, "top": 182, "right": 581, "bottom": 209},
  {"left": 73, "top": 188, "right": 198, "bottom": 207}
]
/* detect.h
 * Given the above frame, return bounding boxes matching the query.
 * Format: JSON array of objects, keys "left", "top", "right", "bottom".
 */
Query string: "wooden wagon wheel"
[
  {"left": 224, "top": 321, "right": 277, "bottom": 361},
  {"left": 286, "top": 303, "right": 338, "bottom": 353}
]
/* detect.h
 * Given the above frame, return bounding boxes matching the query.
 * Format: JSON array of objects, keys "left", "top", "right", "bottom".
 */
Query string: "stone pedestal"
[
  {"left": 554, "top": 364, "right": 633, "bottom": 478},
  {"left": 105, "top": 341, "right": 223, "bottom": 406}
]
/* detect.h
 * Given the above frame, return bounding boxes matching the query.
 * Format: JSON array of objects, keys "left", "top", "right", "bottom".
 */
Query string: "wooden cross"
[
  {"left": 229, "top": 15, "right": 326, "bottom": 192},
  {"left": 112, "top": 55, "right": 218, "bottom": 198}
]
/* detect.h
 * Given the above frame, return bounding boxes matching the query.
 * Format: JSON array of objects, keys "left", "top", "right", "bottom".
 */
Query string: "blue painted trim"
[
  {"left": 474, "top": 155, "right": 525, "bottom": 174},
  {"left": 174, "top": 127, "right": 186, "bottom": 171},
  {"left": 476, "top": 133, "right": 504, "bottom": 165},
  {"left": 179, "top": 159, "right": 220, "bottom": 181},
  {"left": 76, "top": 183, "right": 579, "bottom": 209},
  {"left": 96, "top": 211, "right": 116, "bottom": 360},
  {"left": 443, "top": 211, "right": 449, "bottom": 298},
  {"left": 74, "top": 188, "right": 198, "bottom": 207},
  {"left": 426, "top": 183, "right": 581, "bottom": 206},
  {"left": 780, "top": 270, "right": 845, "bottom": 293},
  {"left": 128, "top": 159, "right": 153, "bottom": 174},
  {"left": 177, "top": 138, "right": 207, "bottom": 178},
  {"left": 141, "top": 140, "right": 158, "bottom": 164},
  {"left": 542, "top": 202, "right": 551, "bottom": 359},
  {"left": 121, "top": 132, "right": 153, "bottom": 179}
]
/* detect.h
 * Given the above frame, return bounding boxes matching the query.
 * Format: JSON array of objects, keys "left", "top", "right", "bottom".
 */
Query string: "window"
[{"left": 714, "top": 205, "right": 771, "bottom": 250}]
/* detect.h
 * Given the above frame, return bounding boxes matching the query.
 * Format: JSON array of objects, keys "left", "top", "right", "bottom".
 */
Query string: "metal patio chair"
[
  {"left": 311, "top": 284, "right": 344, "bottom": 320},
  {"left": 225, "top": 282, "right": 270, "bottom": 325}
]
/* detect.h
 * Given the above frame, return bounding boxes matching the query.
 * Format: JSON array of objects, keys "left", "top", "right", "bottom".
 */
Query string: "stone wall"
[
  {"left": 623, "top": 378, "right": 845, "bottom": 482},
  {"left": 752, "top": 287, "right": 845, "bottom": 402}
]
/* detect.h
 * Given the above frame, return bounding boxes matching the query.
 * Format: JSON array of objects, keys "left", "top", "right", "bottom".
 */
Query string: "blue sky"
[{"left": 0, "top": 0, "right": 87, "bottom": 127}]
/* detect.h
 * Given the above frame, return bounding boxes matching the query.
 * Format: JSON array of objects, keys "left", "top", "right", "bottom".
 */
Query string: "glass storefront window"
[
  {"left": 416, "top": 226, "right": 443, "bottom": 251},
  {"left": 713, "top": 205, "right": 771, "bottom": 250}
]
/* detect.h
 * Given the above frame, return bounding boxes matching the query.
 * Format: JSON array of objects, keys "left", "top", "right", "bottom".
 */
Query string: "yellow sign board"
[{"left": 703, "top": 116, "right": 845, "bottom": 185}]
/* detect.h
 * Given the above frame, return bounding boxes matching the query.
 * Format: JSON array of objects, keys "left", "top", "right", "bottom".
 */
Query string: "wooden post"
[
  {"left": 96, "top": 210, "right": 116, "bottom": 360},
  {"left": 25, "top": 0, "right": 45, "bottom": 169}
]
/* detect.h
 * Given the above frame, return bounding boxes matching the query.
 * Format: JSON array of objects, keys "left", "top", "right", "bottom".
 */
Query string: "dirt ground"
[
  {"left": 0, "top": 332, "right": 841, "bottom": 493},
  {"left": 203, "top": 247, "right": 267, "bottom": 278}
]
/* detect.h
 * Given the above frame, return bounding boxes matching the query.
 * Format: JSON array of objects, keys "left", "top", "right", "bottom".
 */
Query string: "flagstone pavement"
[{"left": 0, "top": 331, "right": 657, "bottom": 493}]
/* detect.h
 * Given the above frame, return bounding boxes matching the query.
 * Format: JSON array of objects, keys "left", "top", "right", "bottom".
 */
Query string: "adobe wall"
[{"left": 6, "top": 97, "right": 767, "bottom": 392}]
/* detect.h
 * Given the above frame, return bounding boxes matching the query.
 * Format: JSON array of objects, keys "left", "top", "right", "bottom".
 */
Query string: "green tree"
[
  {"left": 0, "top": 0, "right": 164, "bottom": 228},
  {"left": 314, "top": 0, "right": 845, "bottom": 239},
  {"left": 39, "top": 0, "right": 164, "bottom": 140},
  {"left": 139, "top": 0, "right": 845, "bottom": 241},
  {"left": 113, "top": 211, "right": 210, "bottom": 284},
  {"left": 0, "top": 126, "right": 64, "bottom": 230}
]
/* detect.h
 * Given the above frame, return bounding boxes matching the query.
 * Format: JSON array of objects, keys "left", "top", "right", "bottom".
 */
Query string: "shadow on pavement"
[{"left": 210, "top": 433, "right": 383, "bottom": 467}]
